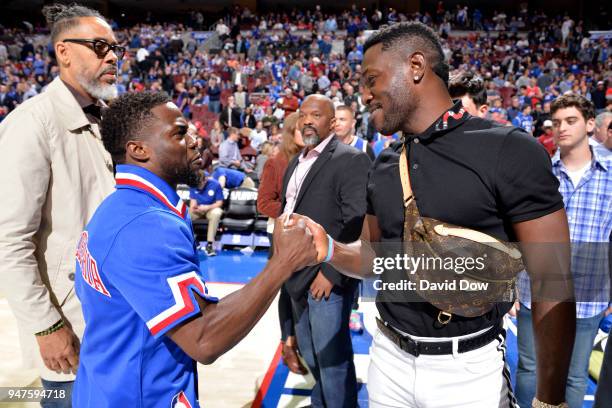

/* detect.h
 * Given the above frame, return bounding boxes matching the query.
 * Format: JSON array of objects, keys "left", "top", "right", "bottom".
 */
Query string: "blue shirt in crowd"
[
  {"left": 212, "top": 167, "right": 246, "bottom": 189},
  {"left": 190, "top": 178, "right": 224, "bottom": 205}
]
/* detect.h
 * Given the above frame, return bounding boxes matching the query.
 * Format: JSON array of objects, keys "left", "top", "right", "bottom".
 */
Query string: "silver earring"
[{"left": 414, "top": 76, "right": 420, "bottom": 81}]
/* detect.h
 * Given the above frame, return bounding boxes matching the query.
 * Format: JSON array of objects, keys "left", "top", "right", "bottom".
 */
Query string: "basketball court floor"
[{"left": 0, "top": 249, "right": 599, "bottom": 407}]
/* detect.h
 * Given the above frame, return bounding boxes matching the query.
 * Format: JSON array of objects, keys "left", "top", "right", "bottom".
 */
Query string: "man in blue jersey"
[
  {"left": 211, "top": 165, "right": 255, "bottom": 189},
  {"left": 335, "top": 105, "right": 375, "bottom": 161},
  {"left": 73, "top": 91, "right": 318, "bottom": 408},
  {"left": 512, "top": 104, "right": 535, "bottom": 134}
]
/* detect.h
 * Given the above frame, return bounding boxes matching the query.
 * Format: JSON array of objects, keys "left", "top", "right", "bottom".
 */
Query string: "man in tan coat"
[{"left": 0, "top": 3, "right": 122, "bottom": 405}]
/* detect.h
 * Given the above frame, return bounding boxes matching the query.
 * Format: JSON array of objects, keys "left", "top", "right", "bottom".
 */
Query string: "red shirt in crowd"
[{"left": 537, "top": 132, "right": 556, "bottom": 157}]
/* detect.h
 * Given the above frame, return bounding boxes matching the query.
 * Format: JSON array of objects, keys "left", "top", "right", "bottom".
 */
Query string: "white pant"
[{"left": 368, "top": 326, "right": 518, "bottom": 408}]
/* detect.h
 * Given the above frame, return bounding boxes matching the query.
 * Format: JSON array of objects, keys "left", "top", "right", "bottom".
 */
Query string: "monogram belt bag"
[{"left": 398, "top": 146, "right": 524, "bottom": 323}]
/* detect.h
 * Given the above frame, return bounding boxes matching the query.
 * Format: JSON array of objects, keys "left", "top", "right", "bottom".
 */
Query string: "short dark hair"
[
  {"left": 448, "top": 71, "right": 487, "bottom": 106},
  {"left": 335, "top": 105, "right": 355, "bottom": 118},
  {"left": 101, "top": 91, "right": 171, "bottom": 164},
  {"left": 363, "top": 22, "right": 449, "bottom": 87},
  {"left": 550, "top": 94, "right": 596, "bottom": 121},
  {"left": 43, "top": 3, "right": 105, "bottom": 44}
]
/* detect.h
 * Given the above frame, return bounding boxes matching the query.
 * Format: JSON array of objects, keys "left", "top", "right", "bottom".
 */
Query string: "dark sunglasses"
[{"left": 63, "top": 38, "right": 126, "bottom": 59}]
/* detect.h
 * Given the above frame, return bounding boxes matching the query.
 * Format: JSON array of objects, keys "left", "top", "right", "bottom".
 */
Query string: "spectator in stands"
[
  {"left": 242, "top": 105, "right": 257, "bottom": 129},
  {"left": 593, "top": 112, "right": 612, "bottom": 148},
  {"left": 189, "top": 171, "right": 224, "bottom": 257},
  {"left": 512, "top": 104, "right": 535, "bottom": 134},
  {"left": 537, "top": 120, "right": 557, "bottom": 156},
  {"left": 534, "top": 101, "right": 552, "bottom": 135},
  {"left": 212, "top": 166, "right": 255, "bottom": 189},
  {"left": 537, "top": 69, "right": 554, "bottom": 91},
  {"left": 507, "top": 96, "right": 521, "bottom": 122},
  {"left": 0, "top": 82, "right": 21, "bottom": 112},
  {"left": 250, "top": 120, "right": 268, "bottom": 151},
  {"left": 215, "top": 19, "right": 230, "bottom": 40},
  {"left": 526, "top": 77, "right": 543, "bottom": 100},
  {"left": 220, "top": 95, "right": 242, "bottom": 130},
  {"left": 268, "top": 123, "right": 283, "bottom": 143},
  {"left": 209, "top": 120, "right": 224, "bottom": 149},
  {"left": 448, "top": 70, "right": 488, "bottom": 118},
  {"left": 206, "top": 77, "right": 222, "bottom": 114},
  {"left": 218, "top": 127, "right": 253, "bottom": 172},
  {"left": 334, "top": 105, "right": 375, "bottom": 160},
  {"left": 591, "top": 81, "right": 607, "bottom": 112},
  {"left": 255, "top": 141, "right": 274, "bottom": 180},
  {"left": 517, "top": 94, "right": 611, "bottom": 408},
  {"left": 278, "top": 88, "right": 300, "bottom": 117},
  {"left": 175, "top": 82, "right": 190, "bottom": 116},
  {"left": 233, "top": 84, "right": 248, "bottom": 110}
]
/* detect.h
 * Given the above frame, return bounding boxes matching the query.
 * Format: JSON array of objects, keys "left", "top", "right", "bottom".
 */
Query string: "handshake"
[{"left": 270, "top": 213, "right": 332, "bottom": 273}]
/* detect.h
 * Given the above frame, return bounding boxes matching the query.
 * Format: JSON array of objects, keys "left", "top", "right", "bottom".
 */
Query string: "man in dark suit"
[
  {"left": 281, "top": 95, "right": 371, "bottom": 408},
  {"left": 219, "top": 95, "right": 242, "bottom": 130}
]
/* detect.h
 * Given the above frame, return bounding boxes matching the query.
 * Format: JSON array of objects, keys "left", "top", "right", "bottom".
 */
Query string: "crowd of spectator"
[{"left": 1, "top": 3, "right": 611, "bottom": 161}]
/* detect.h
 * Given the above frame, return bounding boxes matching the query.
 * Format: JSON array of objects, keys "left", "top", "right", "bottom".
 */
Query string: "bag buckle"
[{"left": 437, "top": 311, "right": 452, "bottom": 325}]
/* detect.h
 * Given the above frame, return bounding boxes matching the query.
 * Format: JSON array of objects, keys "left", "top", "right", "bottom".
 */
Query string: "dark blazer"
[
  {"left": 281, "top": 136, "right": 371, "bottom": 300},
  {"left": 219, "top": 106, "right": 242, "bottom": 129}
]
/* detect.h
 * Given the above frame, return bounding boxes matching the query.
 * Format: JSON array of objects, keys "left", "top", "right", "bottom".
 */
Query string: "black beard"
[
  {"left": 379, "top": 73, "right": 414, "bottom": 135},
  {"left": 186, "top": 168, "right": 201, "bottom": 187},
  {"left": 173, "top": 164, "right": 201, "bottom": 187}
]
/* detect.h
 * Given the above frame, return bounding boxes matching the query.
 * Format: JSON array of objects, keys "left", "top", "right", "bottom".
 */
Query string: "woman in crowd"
[
  {"left": 209, "top": 120, "right": 224, "bottom": 149},
  {"left": 255, "top": 141, "right": 274, "bottom": 180}
]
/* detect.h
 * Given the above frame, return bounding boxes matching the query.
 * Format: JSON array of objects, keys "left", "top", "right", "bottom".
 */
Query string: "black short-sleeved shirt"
[{"left": 367, "top": 102, "right": 564, "bottom": 337}]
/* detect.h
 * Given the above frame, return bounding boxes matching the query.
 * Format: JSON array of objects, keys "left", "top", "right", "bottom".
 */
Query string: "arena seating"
[{"left": 187, "top": 186, "right": 270, "bottom": 249}]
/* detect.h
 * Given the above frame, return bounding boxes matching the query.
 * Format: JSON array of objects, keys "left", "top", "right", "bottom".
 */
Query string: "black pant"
[{"left": 268, "top": 233, "right": 295, "bottom": 341}]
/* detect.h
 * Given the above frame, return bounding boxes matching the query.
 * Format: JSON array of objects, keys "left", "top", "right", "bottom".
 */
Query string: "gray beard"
[
  {"left": 303, "top": 135, "right": 320, "bottom": 146},
  {"left": 77, "top": 73, "right": 118, "bottom": 101}
]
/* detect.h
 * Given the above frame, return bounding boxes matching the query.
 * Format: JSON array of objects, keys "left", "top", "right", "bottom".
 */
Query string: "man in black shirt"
[{"left": 294, "top": 22, "right": 575, "bottom": 408}]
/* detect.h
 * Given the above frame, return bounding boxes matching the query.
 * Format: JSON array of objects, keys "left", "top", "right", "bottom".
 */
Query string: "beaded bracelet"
[
  {"left": 35, "top": 319, "right": 65, "bottom": 337},
  {"left": 532, "top": 398, "right": 569, "bottom": 408}
]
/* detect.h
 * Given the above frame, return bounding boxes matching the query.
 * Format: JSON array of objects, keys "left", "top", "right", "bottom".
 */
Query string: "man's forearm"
[
  {"left": 192, "top": 258, "right": 293, "bottom": 364},
  {"left": 532, "top": 301, "right": 576, "bottom": 405},
  {"left": 329, "top": 239, "right": 376, "bottom": 279}
]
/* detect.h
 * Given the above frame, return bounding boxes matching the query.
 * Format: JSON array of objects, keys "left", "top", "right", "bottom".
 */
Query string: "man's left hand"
[{"left": 310, "top": 270, "right": 333, "bottom": 301}]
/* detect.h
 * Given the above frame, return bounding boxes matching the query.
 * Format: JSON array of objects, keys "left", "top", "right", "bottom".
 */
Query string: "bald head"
[
  {"left": 302, "top": 94, "right": 335, "bottom": 117},
  {"left": 298, "top": 95, "right": 336, "bottom": 146}
]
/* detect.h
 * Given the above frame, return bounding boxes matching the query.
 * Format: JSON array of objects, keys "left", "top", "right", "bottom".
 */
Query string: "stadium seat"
[
  {"left": 220, "top": 187, "right": 258, "bottom": 232},
  {"left": 254, "top": 212, "right": 269, "bottom": 232}
]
